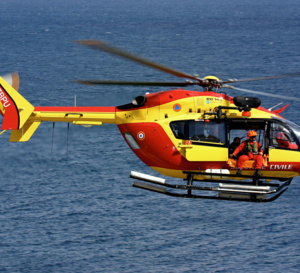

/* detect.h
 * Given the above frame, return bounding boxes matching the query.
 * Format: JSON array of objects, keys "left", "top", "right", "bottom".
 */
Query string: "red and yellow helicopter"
[{"left": 1, "top": 40, "right": 300, "bottom": 202}]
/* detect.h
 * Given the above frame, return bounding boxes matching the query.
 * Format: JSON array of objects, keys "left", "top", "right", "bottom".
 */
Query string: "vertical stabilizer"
[{"left": 0, "top": 74, "right": 34, "bottom": 130}]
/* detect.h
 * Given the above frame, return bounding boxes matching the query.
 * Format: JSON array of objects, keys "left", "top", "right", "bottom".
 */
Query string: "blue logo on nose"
[{"left": 173, "top": 104, "right": 181, "bottom": 111}]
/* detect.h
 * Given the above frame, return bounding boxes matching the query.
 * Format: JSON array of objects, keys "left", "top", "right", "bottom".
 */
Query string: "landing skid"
[{"left": 130, "top": 171, "right": 292, "bottom": 202}]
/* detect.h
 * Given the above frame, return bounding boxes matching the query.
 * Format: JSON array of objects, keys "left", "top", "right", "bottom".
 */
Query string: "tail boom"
[
  {"left": 0, "top": 75, "right": 117, "bottom": 142},
  {"left": 32, "top": 106, "right": 116, "bottom": 125},
  {"left": 7, "top": 106, "right": 116, "bottom": 142}
]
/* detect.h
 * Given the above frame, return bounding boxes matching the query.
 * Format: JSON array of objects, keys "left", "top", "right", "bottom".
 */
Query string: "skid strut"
[
  {"left": 187, "top": 174, "right": 193, "bottom": 196},
  {"left": 130, "top": 171, "right": 291, "bottom": 202}
]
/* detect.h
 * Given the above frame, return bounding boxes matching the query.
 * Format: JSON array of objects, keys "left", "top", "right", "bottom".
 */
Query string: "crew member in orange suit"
[{"left": 231, "top": 130, "right": 263, "bottom": 176}]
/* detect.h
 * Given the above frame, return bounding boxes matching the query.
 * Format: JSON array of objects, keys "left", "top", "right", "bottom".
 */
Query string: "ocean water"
[{"left": 1, "top": 0, "right": 300, "bottom": 272}]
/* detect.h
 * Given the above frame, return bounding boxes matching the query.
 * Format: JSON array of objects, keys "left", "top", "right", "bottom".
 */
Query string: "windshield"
[
  {"left": 270, "top": 119, "right": 300, "bottom": 150},
  {"left": 283, "top": 119, "right": 300, "bottom": 141}
]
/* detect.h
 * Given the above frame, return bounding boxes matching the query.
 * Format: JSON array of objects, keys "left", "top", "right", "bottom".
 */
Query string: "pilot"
[
  {"left": 230, "top": 130, "right": 263, "bottom": 176},
  {"left": 276, "top": 132, "right": 298, "bottom": 150}
]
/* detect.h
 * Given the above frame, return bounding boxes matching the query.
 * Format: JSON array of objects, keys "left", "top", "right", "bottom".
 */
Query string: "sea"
[{"left": 1, "top": 0, "right": 300, "bottom": 272}]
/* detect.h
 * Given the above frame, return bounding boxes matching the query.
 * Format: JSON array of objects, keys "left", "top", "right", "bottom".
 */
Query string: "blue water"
[{"left": 1, "top": 0, "right": 300, "bottom": 272}]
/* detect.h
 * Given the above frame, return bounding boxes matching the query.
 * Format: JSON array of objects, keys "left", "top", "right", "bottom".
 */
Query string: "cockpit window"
[
  {"left": 270, "top": 122, "right": 299, "bottom": 150},
  {"left": 171, "top": 121, "right": 186, "bottom": 139},
  {"left": 170, "top": 120, "right": 226, "bottom": 144},
  {"left": 283, "top": 119, "right": 300, "bottom": 141}
]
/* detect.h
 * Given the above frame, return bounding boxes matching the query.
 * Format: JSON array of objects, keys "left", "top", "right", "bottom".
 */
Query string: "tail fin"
[
  {"left": 0, "top": 72, "right": 19, "bottom": 116},
  {"left": 0, "top": 73, "right": 40, "bottom": 142},
  {"left": 0, "top": 73, "right": 34, "bottom": 130}
]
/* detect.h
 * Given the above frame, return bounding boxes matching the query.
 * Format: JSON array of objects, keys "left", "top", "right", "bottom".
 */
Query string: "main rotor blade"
[
  {"left": 224, "top": 71, "right": 300, "bottom": 84},
  {"left": 224, "top": 84, "right": 300, "bottom": 102},
  {"left": 75, "top": 40, "right": 200, "bottom": 81},
  {"left": 75, "top": 80, "right": 195, "bottom": 87}
]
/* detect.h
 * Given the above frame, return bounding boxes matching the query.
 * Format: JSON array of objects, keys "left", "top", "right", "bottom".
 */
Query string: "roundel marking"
[{"left": 137, "top": 131, "right": 145, "bottom": 141}]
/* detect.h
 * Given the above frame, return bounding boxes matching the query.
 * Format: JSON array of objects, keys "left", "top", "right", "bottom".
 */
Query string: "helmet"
[
  {"left": 276, "top": 132, "right": 288, "bottom": 146},
  {"left": 276, "top": 132, "right": 287, "bottom": 140},
  {"left": 247, "top": 130, "right": 257, "bottom": 139}
]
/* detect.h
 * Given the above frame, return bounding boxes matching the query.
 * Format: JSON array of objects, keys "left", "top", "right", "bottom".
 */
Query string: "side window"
[
  {"left": 170, "top": 120, "right": 226, "bottom": 144},
  {"left": 170, "top": 121, "right": 186, "bottom": 139},
  {"left": 189, "top": 121, "right": 226, "bottom": 144},
  {"left": 270, "top": 123, "right": 299, "bottom": 150}
]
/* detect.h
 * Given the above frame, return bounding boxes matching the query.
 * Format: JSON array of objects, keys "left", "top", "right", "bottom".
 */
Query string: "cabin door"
[{"left": 171, "top": 119, "right": 228, "bottom": 162}]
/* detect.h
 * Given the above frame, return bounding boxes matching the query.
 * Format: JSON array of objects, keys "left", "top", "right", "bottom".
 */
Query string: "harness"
[{"left": 245, "top": 140, "right": 258, "bottom": 155}]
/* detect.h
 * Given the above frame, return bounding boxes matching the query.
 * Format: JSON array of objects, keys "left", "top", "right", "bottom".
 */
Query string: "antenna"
[
  {"left": 268, "top": 102, "right": 282, "bottom": 111},
  {"left": 66, "top": 123, "right": 70, "bottom": 154},
  {"left": 51, "top": 122, "right": 55, "bottom": 154}
]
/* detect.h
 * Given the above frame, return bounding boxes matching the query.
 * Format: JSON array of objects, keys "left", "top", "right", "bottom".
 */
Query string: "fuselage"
[{"left": 114, "top": 89, "right": 300, "bottom": 179}]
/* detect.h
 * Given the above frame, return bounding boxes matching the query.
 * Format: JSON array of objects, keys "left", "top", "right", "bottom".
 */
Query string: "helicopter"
[{"left": 1, "top": 40, "right": 300, "bottom": 203}]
